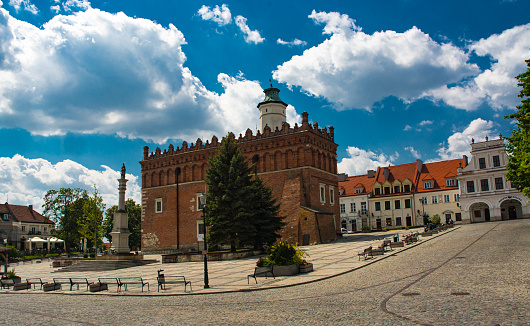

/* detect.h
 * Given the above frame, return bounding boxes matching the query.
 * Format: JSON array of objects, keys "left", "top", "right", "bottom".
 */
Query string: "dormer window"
[
  {"left": 374, "top": 188, "right": 381, "bottom": 195},
  {"left": 446, "top": 179, "right": 456, "bottom": 187},
  {"left": 423, "top": 181, "right": 433, "bottom": 189},
  {"left": 355, "top": 188, "right": 362, "bottom": 194},
  {"left": 2, "top": 213, "right": 8, "bottom": 221}
]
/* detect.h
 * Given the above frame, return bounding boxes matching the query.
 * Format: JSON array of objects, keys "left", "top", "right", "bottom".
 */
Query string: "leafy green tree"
[
  {"left": 430, "top": 214, "right": 441, "bottom": 225},
  {"left": 505, "top": 58, "right": 530, "bottom": 198},
  {"left": 79, "top": 186, "right": 105, "bottom": 252},
  {"left": 205, "top": 133, "right": 256, "bottom": 252},
  {"left": 247, "top": 177, "right": 285, "bottom": 249},
  {"left": 43, "top": 188, "right": 88, "bottom": 252},
  {"left": 103, "top": 199, "right": 142, "bottom": 249}
]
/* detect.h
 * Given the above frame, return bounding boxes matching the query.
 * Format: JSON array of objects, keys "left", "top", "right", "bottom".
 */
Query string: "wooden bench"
[
  {"left": 98, "top": 278, "right": 120, "bottom": 292},
  {"left": 13, "top": 282, "right": 31, "bottom": 291},
  {"left": 0, "top": 278, "right": 15, "bottom": 289},
  {"left": 26, "top": 278, "right": 45, "bottom": 290},
  {"left": 69, "top": 278, "right": 90, "bottom": 291},
  {"left": 248, "top": 266, "right": 275, "bottom": 284},
  {"left": 157, "top": 275, "right": 192, "bottom": 292},
  {"left": 390, "top": 241, "right": 404, "bottom": 248},
  {"left": 357, "top": 247, "right": 372, "bottom": 260},
  {"left": 118, "top": 277, "right": 149, "bottom": 292}
]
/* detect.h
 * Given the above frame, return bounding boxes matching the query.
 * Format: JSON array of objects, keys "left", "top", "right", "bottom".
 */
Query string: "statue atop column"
[{"left": 110, "top": 163, "right": 131, "bottom": 254}]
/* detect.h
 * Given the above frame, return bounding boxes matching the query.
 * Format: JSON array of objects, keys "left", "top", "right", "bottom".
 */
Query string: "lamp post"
[{"left": 198, "top": 193, "right": 210, "bottom": 289}]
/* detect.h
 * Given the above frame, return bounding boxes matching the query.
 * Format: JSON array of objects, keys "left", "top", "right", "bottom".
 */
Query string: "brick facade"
[{"left": 140, "top": 111, "right": 340, "bottom": 253}]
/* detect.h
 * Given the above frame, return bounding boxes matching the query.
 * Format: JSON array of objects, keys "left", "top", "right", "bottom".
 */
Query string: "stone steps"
[{"left": 54, "top": 259, "right": 158, "bottom": 273}]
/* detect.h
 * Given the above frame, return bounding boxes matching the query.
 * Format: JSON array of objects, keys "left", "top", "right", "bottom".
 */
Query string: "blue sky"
[{"left": 1, "top": 0, "right": 529, "bottom": 211}]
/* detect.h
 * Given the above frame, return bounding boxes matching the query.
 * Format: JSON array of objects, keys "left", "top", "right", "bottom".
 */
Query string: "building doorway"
[
  {"left": 376, "top": 219, "right": 382, "bottom": 229},
  {"left": 500, "top": 199, "right": 522, "bottom": 220},
  {"left": 406, "top": 216, "right": 412, "bottom": 227},
  {"left": 469, "top": 202, "right": 490, "bottom": 223},
  {"left": 485, "top": 208, "right": 490, "bottom": 221}
]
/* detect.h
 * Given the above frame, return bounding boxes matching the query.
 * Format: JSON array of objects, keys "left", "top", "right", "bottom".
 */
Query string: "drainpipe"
[{"left": 175, "top": 168, "right": 181, "bottom": 249}]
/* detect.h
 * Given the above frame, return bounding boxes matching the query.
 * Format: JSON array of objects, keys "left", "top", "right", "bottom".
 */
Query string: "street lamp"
[{"left": 198, "top": 193, "right": 210, "bottom": 289}]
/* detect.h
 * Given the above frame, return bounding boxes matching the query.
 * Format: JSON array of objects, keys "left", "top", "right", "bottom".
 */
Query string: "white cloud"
[
  {"left": 308, "top": 10, "right": 360, "bottom": 35},
  {"left": 0, "top": 8, "right": 283, "bottom": 144},
  {"left": 8, "top": 0, "right": 38, "bottom": 14},
  {"left": 277, "top": 38, "right": 307, "bottom": 47},
  {"left": 338, "top": 146, "right": 398, "bottom": 175},
  {"left": 435, "top": 118, "right": 497, "bottom": 160},
  {"left": 424, "top": 24, "right": 530, "bottom": 111},
  {"left": 404, "top": 146, "right": 421, "bottom": 159},
  {"left": 62, "top": 0, "right": 91, "bottom": 12},
  {"left": 274, "top": 11, "right": 478, "bottom": 110},
  {"left": 197, "top": 4, "right": 231, "bottom": 26},
  {"left": 0, "top": 155, "right": 142, "bottom": 212},
  {"left": 403, "top": 125, "right": 412, "bottom": 131},
  {"left": 235, "top": 15, "right": 264, "bottom": 44},
  {"left": 418, "top": 120, "right": 433, "bottom": 126}
]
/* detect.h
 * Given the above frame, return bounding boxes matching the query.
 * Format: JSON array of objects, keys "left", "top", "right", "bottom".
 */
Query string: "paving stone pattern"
[{"left": 1, "top": 220, "right": 528, "bottom": 325}]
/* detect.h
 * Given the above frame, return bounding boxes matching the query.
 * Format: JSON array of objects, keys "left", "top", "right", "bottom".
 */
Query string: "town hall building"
[{"left": 140, "top": 85, "right": 340, "bottom": 253}]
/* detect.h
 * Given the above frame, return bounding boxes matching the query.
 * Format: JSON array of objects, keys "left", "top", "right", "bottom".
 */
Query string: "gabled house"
[
  {"left": 339, "top": 172, "right": 375, "bottom": 231},
  {"left": 0, "top": 203, "right": 54, "bottom": 250}
]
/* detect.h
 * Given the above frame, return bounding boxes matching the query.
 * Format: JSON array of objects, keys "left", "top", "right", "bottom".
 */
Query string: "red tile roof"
[
  {"left": 339, "top": 174, "right": 376, "bottom": 196},
  {"left": 374, "top": 162, "right": 418, "bottom": 185},
  {"left": 0, "top": 203, "right": 53, "bottom": 224},
  {"left": 416, "top": 158, "right": 464, "bottom": 193}
]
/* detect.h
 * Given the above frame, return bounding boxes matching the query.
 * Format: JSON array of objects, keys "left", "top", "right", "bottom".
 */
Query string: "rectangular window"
[
  {"left": 493, "top": 155, "right": 500, "bottom": 167},
  {"left": 340, "top": 204, "right": 345, "bottom": 213},
  {"left": 21, "top": 225, "right": 26, "bottom": 232},
  {"left": 374, "top": 188, "right": 381, "bottom": 195},
  {"left": 431, "top": 195, "right": 438, "bottom": 204},
  {"left": 320, "top": 184, "right": 326, "bottom": 203},
  {"left": 467, "top": 181, "right": 475, "bottom": 193},
  {"left": 355, "top": 188, "right": 362, "bottom": 194},
  {"left": 375, "top": 202, "right": 381, "bottom": 211},
  {"left": 444, "top": 194, "right": 450, "bottom": 203},
  {"left": 394, "top": 186, "right": 401, "bottom": 193},
  {"left": 495, "top": 177, "right": 504, "bottom": 190},
  {"left": 197, "top": 222, "right": 205, "bottom": 241},
  {"left": 479, "top": 157, "right": 486, "bottom": 169},
  {"left": 474, "top": 210, "right": 481, "bottom": 218},
  {"left": 396, "top": 217, "right": 402, "bottom": 226},
  {"left": 361, "top": 202, "right": 367, "bottom": 215},
  {"left": 385, "top": 201, "right": 391, "bottom": 210},
  {"left": 351, "top": 203, "right": 356, "bottom": 212},
  {"left": 454, "top": 194, "right": 460, "bottom": 202},
  {"left": 405, "top": 199, "right": 411, "bottom": 208},
  {"left": 420, "top": 197, "right": 427, "bottom": 205},
  {"left": 330, "top": 187, "right": 335, "bottom": 204},
  {"left": 404, "top": 184, "right": 411, "bottom": 192},
  {"left": 423, "top": 181, "right": 433, "bottom": 189},
  {"left": 2, "top": 213, "right": 8, "bottom": 221},
  {"left": 481, "top": 179, "right": 489, "bottom": 191},
  {"left": 446, "top": 179, "right": 456, "bottom": 187},
  {"left": 43, "top": 227, "right": 47, "bottom": 233},
  {"left": 384, "top": 187, "right": 391, "bottom": 194},
  {"left": 395, "top": 200, "right": 401, "bottom": 209},
  {"left": 385, "top": 218, "right": 392, "bottom": 226},
  {"left": 155, "top": 198, "right": 163, "bottom": 213}
]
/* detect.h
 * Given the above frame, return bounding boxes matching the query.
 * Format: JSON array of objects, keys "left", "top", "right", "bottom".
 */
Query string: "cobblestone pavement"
[{"left": 2, "top": 220, "right": 529, "bottom": 325}]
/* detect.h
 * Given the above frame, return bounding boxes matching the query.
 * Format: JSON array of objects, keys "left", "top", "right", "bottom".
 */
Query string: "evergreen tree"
[
  {"left": 505, "top": 58, "right": 530, "bottom": 198},
  {"left": 205, "top": 134, "right": 256, "bottom": 252},
  {"left": 248, "top": 177, "right": 285, "bottom": 249}
]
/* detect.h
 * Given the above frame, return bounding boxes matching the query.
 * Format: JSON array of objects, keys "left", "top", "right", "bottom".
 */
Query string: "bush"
[
  {"left": 6, "top": 245, "right": 18, "bottom": 259},
  {"left": 83, "top": 253, "right": 88, "bottom": 259},
  {"left": 6, "top": 269, "right": 18, "bottom": 279},
  {"left": 258, "top": 242, "right": 309, "bottom": 266},
  {"left": 430, "top": 214, "right": 441, "bottom": 225},
  {"left": 23, "top": 256, "right": 41, "bottom": 260},
  {"left": 89, "top": 253, "right": 95, "bottom": 258},
  {"left": 45, "top": 253, "right": 59, "bottom": 258}
]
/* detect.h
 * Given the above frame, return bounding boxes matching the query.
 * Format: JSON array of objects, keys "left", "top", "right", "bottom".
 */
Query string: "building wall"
[
  {"left": 413, "top": 189, "right": 461, "bottom": 224},
  {"left": 141, "top": 113, "right": 340, "bottom": 253}
]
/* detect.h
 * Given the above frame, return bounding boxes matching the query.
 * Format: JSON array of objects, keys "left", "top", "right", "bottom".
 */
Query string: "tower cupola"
[{"left": 257, "top": 83, "right": 287, "bottom": 132}]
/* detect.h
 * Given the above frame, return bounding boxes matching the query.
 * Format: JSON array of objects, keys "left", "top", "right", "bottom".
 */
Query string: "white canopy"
[
  {"left": 48, "top": 237, "right": 64, "bottom": 243},
  {"left": 28, "top": 237, "right": 47, "bottom": 242}
]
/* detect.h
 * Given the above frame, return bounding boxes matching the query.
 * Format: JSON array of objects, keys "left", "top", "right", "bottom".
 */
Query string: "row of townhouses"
[
  {"left": 339, "top": 137, "right": 530, "bottom": 231},
  {"left": 0, "top": 203, "right": 55, "bottom": 250}
]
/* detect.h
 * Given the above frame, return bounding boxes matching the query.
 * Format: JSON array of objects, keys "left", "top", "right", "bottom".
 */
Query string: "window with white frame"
[
  {"left": 155, "top": 198, "right": 163, "bottom": 213},
  {"left": 446, "top": 179, "right": 456, "bottom": 187},
  {"left": 454, "top": 194, "right": 460, "bottom": 202},
  {"left": 329, "top": 186, "right": 335, "bottom": 204},
  {"left": 420, "top": 197, "right": 427, "bottom": 205},
  {"left": 493, "top": 155, "right": 501, "bottom": 167},
  {"left": 444, "top": 194, "right": 450, "bottom": 203},
  {"left": 2, "top": 213, "right": 8, "bottom": 221},
  {"left": 21, "top": 225, "right": 26, "bottom": 232},
  {"left": 423, "top": 181, "right": 433, "bottom": 189},
  {"left": 361, "top": 202, "right": 367, "bottom": 215},
  {"left": 355, "top": 188, "right": 362, "bottom": 194},
  {"left": 479, "top": 157, "right": 486, "bottom": 169},
  {"left": 340, "top": 204, "right": 345, "bottom": 213},
  {"left": 431, "top": 195, "right": 438, "bottom": 204},
  {"left": 375, "top": 202, "right": 381, "bottom": 211},
  {"left": 320, "top": 184, "right": 326, "bottom": 203},
  {"left": 351, "top": 203, "right": 356, "bottom": 212},
  {"left": 43, "top": 227, "right": 47, "bottom": 233},
  {"left": 197, "top": 222, "right": 205, "bottom": 241},
  {"left": 404, "top": 184, "right": 411, "bottom": 192}
]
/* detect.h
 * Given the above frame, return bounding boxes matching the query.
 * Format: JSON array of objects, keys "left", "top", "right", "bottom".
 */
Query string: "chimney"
[
  {"left": 367, "top": 170, "right": 375, "bottom": 178},
  {"left": 416, "top": 159, "right": 423, "bottom": 173},
  {"left": 383, "top": 167, "right": 390, "bottom": 181},
  {"left": 337, "top": 173, "right": 348, "bottom": 182},
  {"left": 462, "top": 155, "right": 468, "bottom": 167},
  {"left": 29, "top": 205, "right": 33, "bottom": 211}
]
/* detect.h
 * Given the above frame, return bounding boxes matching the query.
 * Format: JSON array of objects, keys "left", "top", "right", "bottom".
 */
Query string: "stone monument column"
[{"left": 110, "top": 163, "right": 131, "bottom": 254}]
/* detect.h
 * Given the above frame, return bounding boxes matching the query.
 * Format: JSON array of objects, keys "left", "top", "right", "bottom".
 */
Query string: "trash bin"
[{"left": 393, "top": 235, "right": 399, "bottom": 242}]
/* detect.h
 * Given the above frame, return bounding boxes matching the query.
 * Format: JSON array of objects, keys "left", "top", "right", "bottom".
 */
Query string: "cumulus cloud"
[
  {"left": 435, "top": 118, "right": 497, "bottom": 160},
  {"left": 235, "top": 15, "right": 264, "bottom": 44},
  {"left": 197, "top": 4, "right": 231, "bottom": 26},
  {"left": 403, "top": 125, "right": 412, "bottom": 131},
  {"left": 423, "top": 24, "right": 530, "bottom": 111},
  {"left": 8, "top": 0, "right": 38, "bottom": 14},
  {"left": 338, "top": 146, "right": 398, "bottom": 176},
  {"left": 418, "top": 120, "right": 433, "bottom": 126},
  {"left": 0, "top": 8, "right": 281, "bottom": 144},
  {"left": 404, "top": 146, "right": 421, "bottom": 159},
  {"left": 0, "top": 155, "right": 142, "bottom": 212},
  {"left": 274, "top": 11, "right": 479, "bottom": 110},
  {"left": 277, "top": 38, "right": 307, "bottom": 47}
]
